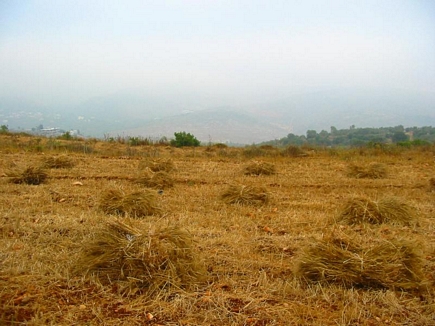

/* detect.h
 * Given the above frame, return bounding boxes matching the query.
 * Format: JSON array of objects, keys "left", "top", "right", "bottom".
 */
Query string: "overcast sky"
[{"left": 1, "top": 0, "right": 434, "bottom": 107}]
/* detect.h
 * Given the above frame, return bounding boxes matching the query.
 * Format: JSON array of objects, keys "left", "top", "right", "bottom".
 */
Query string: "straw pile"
[
  {"left": 135, "top": 170, "right": 174, "bottom": 189},
  {"left": 75, "top": 219, "right": 207, "bottom": 294},
  {"left": 99, "top": 188, "right": 162, "bottom": 217},
  {"left": 347, "top": 162, "right": 388, "bottom": 179},
  {"left": 42, "top": 155, "right": 75, "bottom": 168},
  {"left": 139, "top": 158, "right": 175, "bottom": 172},
  {"left": 294, "top": 230, "right": 425, "bottom": 291},
  {"left": 243, "top": 161, "right": 276, "bottom": 176},
  {"left": 337, "top": 196, "right": 416, "bottom": 226},
  {"left": 8, "top": 166, "right": 48, "bottom": 185},
  {"left": 281, "top": 145, "right": 307, "bottom": 157},
  {"left": 220, "top": 184, "right": 269, "bottom": 205}
]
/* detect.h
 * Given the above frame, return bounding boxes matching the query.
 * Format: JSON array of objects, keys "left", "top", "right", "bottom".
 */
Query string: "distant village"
[{"left": 31, "top": 126, "right": 82, "bottom": 138}]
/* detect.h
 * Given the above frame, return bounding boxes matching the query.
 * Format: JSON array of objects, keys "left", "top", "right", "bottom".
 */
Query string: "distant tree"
[
  {"left": 306, "top": 130, "right": 317, "bottom": 139},
  {"left": 392, "top": 131, "right": 408, "bottom": 143},
  {"left": 59, "top": 131, "right": 73, "bottom": 140},
  {"left": 0, "top": 125, "right": 9, "bottom": 133},
  {"left": 171, "top": 131, "right": 200, "bottom": 147}
]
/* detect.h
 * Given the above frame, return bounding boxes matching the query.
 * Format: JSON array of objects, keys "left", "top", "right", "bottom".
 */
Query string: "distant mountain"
[
  {"left": 113, "top": 109, "right": 290, "bottom": 144},
  {"left": 1, "top": 88, "right": 434, "bottom": 143},
  {"left": 247, "top": 88, "right": 435, "bottom": 135}
]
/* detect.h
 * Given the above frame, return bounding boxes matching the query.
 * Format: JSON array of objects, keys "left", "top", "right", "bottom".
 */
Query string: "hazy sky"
[{"left": 1, "top": 0, "right": 434, "bottom": 107}]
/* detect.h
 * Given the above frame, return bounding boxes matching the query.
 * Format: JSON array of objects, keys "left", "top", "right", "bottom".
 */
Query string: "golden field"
[{"left": 0, "top": 134, "right": 435, "bottom": 325}]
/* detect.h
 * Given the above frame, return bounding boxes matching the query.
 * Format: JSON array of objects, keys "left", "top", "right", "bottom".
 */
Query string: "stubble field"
[{"left": 1, "top": 135, "right": 435, "bottom": 325}]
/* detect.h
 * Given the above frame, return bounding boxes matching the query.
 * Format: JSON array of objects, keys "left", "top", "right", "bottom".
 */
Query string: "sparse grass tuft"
[
  {"left": 294, "top": 229, "right": 426, "bottom": 292},
  {"left": 99, "top": 188, "right": 162, "bottom": 217},
  {"left": 74, "top": 218, "right": 207, "bottom": 295},
  {"left": 243, "top": 161, "right": 276, "bottom": 176},
  {"left": 347, "top": 162, "right": 388, "bottom": 179},
  {"left": 337, "top": 196, "right": 416, "bottom": 226},
  {"left": 220, "top": 183, "right": 269, "bottom": 205},
  {"left": 7, "top": 165, "right": 48, "bottom": 185}
]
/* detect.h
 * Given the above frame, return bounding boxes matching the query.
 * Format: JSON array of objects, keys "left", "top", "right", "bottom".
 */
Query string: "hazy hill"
[
  {"left": 112, "top": 109, "right": 290, "bottom": 144},
  {"left": 247, "top": 88, "right": 435, "bottom": 135},
  {"left": 1, "top": 88, "right": 434, "bottom": 143}
]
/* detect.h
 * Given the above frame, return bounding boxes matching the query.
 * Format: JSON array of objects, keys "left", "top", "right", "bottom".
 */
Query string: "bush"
[{"left": 170, "top": 132, "right": 200, "bottom": 147}]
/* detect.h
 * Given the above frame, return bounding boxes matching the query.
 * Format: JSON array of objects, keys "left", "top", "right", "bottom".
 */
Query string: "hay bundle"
[
  {"left": 99, "top": 188, "right": 162, "bottom": 217},
  {"left": 337, "top": 196, "right": 416, "bottom": 226},
  {"left": 220, "top": 184, "right": 269, "bottom": 205},
  {"left": 75, "top": 219, "right": 207, "bottom": 294},
  {"left": 281, "top": 145, "right": 307, "bottom": 157},
  {"left": 8, "top": 166, "right": 48, "bottom": 185},
  {"left": 135, "top": 170, "right": 174, "bottom": 189},
  {"left": 243, "top": 161, "right": 276, "bottom": 176},
  {"left": 139, "top": 158, "right": 175, "bottom": 172},
  {"left": 347, "top": 162, "right": 388, "bottom": 179},
  {"left": 42, "top": 155, "right": 75, "bottom": 168},
  {"left": 294, "top": 230, "right": 425, "bottom": 291}
]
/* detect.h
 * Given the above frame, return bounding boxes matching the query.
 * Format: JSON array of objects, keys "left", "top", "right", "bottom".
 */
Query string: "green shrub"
[{"left": 170, "top": 132, "right": 200, "bottom": 147}]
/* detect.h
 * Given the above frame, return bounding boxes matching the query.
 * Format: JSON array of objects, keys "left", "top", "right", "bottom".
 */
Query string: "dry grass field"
[{"left": 1, "top": 134, "right": 435, "bottom": 325}]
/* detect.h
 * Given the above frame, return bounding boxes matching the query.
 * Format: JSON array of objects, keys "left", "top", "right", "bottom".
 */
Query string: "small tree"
[
  {"left": 171, "top": 131, "right": 200, "bottom": 147},
  {"left": 0, "top": 125, "right": 9, "bottom": 133},
  {"left": 392, "top": 131, "right": 408, "bottom": 143}
]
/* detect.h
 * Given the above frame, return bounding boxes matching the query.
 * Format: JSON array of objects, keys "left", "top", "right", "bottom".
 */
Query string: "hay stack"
[
  {"left": 347, "top": 162, "right": 387, "bottom": 179},
  {"left": 243, "top": 161, "right": 276, "bottom": 176},
  {"left": 75, "top": 219, "right": 207, "bottom": 294},
  {"left": 139, "top": 158, "right": 175, "bottom": 172},
  {"left": 99, "top": 188, "right": 162, "bottom": 217},
  {"left": 220, "top": 184, "right": 269, "bottom": 205},
  {"left": 294, "top": 230, "right": 425, "bottom": 291},
  {"left": 135, "top": 170, "right": 174, "bottom": 189},
  {"left": 8, "top": 166, "right": 48, "bottom": 185},
  {"left": 337, "top": 196, "right": 416, "bottom": 226},
  {"left": 42, "top": 155, "right": 75, "bottom": 168},
  {"left": 281, "top": 145, "right": 307, "bottom": 157}
]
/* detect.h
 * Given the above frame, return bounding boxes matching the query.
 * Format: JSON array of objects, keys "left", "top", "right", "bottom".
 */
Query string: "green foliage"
[
  {"left": 59, "top": 131, "right": 73, "bottom": 140},
  {"left": 0, "top": 125, "right": 9, "bottom": 134},
  {"left": 392, "top": 131, "right": 408, "bottom": 143},
  {"left": 397, "top": 139, "right": 431, "bottom": 147},
  {"left": 262, "top": 125, "right": 435, "bottom": 148},
  {"left": 170, "top": 132, "right": 200, "bottom": 147}
]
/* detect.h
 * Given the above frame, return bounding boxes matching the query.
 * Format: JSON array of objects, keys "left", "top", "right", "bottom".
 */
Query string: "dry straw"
[
  {"left": 429, "top": 178, "right": 435, "bottom": 192},
  {"left": 347, "top": 162, "right": 388, "bottom": 179},
  {"left": 294, "top": 230, "right": 426, "bottom": 292},
  {"left": 135, "top": 169, "right": 174, "bottom": 189},
  {"left": 75, "top": 219, "right": 207, "bottom": 295},
  {"left": 220, "top": 184, "right": 269, "bottom": 205},
  {"left": 139, "top": 158, "right": 175, "bottom": 172},
  {"left": 243, "top": 161, "right": 276, "bottom": 176},
  {"left": 42, "top": 155, "right": 75, "bottom": 169},
  {"left": 8, "top": 166, "right": 48, "bottom": 185},
  {"left": 337, "top": 196, "right": 416, "bottom": 226},
  {"left": 99, "top": 188, "right": 162, "bottom": 217}
]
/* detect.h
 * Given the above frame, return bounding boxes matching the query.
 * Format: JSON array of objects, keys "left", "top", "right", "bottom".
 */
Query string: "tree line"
[{"left": 263, "top": 125, "right": 435, "bottom": 147}]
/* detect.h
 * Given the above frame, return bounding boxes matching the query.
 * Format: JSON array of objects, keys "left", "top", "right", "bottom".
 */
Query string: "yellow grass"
[
  {"left": 336, "top": 196, "right": 417, "bottom": 226},
  {"left": 1, "top": 134, "right": 435, "bottom": 325}
]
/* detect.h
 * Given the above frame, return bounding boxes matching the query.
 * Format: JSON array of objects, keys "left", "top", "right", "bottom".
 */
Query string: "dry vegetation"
[
  {"left": 347, "top": 162, "right": 388, "bottom": 179},
  {"left": 1, "top": 134, "right": 435, "bottom": 325}
]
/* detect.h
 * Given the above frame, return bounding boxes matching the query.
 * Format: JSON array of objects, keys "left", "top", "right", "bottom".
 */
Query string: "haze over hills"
[{"left": 1, "top": 88, "right": 434, "bottom": 144}]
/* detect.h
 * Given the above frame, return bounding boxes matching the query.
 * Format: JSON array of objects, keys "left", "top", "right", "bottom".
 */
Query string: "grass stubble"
[{"left": 1, "top": 136, "right": 435, "bottom": 325}]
